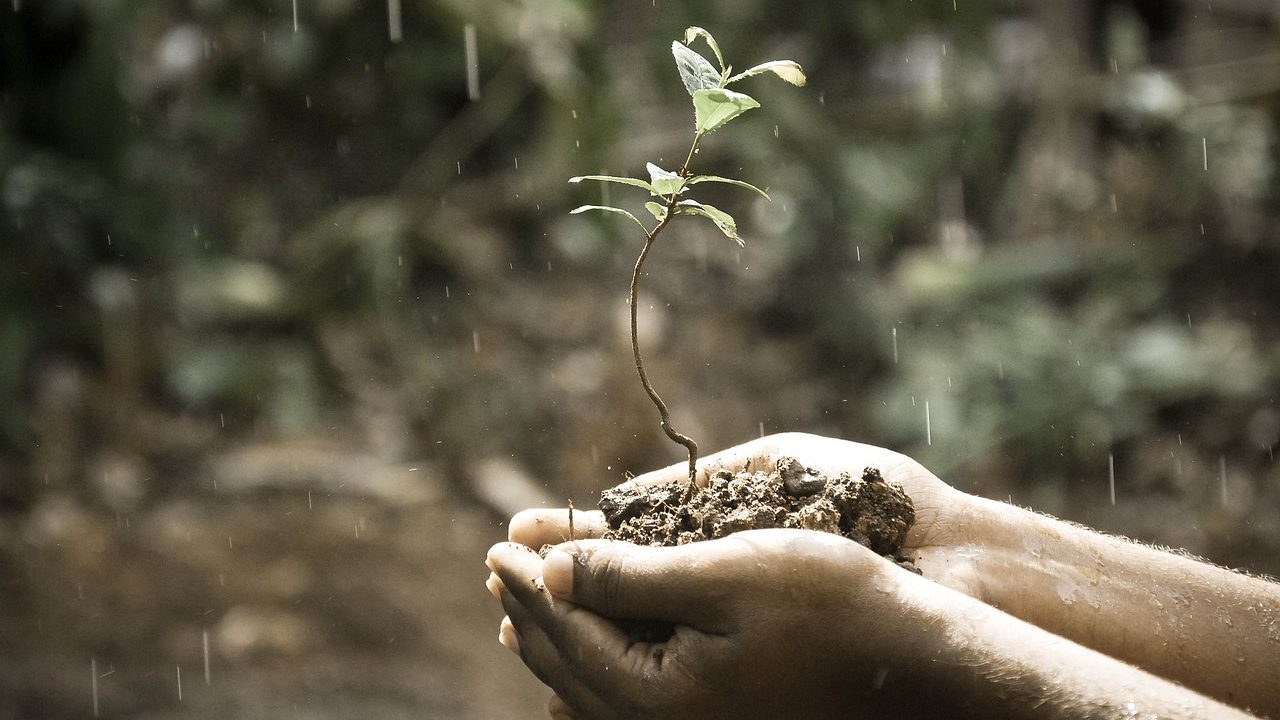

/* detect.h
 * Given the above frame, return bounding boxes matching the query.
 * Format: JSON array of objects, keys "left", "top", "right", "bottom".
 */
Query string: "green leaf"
[
  {"left": 671, "top": 41, "right": 722, "bottom": 97},
  {"left": 692, "top": 88, "right": 760, "bottom": 134},
  {"left": 727, "top": 60, "right": 807, "bottom": 87},
  {"left": 682, "top": 26, "right": 725, "bottom": 70},
  {"left": 568, "top": 175, "right": 656, "bottom": 193},
  {"left": 644, "top": 202, "right": 668, "bottom": 221},
  {"left": 687, "top": 175, "right": 771, "bottom": 200},
  {"left": 676, "top": 200, "right": 743, "bottom": 246},
  {"left": 645, "top": 162, "right": 686, "bottom": 197},
  {"left": 570, "top": 205, "right": 649, "bottom": 233}
]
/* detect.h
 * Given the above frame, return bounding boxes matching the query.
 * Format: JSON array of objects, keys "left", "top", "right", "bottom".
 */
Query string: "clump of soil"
[{"left": 598, "top": 457, "right": 916, "bottom": 563}]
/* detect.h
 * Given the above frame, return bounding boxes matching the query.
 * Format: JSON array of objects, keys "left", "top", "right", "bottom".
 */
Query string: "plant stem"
[{"left": 630, "top": 135, "right": 703, "bottom": 490}]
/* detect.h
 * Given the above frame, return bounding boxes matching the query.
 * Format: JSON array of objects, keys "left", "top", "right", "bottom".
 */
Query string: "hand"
[
  {"left": 509, "top": 433, "right": 985, "bottom": 596},
  {"left": 486, "top": 528, "right": 940, "bottom": 720}
]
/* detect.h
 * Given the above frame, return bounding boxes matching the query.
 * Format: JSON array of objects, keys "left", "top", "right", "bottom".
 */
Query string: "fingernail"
[
  {"left": 485, "top": 572, "right": 505, "bottom": 599},
  {"left": 498, "top": 617, "right": 520, "bottom": 655},
  {"left": 542, "top": 548, "right": 574, "bottom": 598}
]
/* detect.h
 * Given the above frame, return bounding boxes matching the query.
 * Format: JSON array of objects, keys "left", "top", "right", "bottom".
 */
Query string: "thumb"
[{"left": 542, "top": 539, "right": 725, "bottom": 627}]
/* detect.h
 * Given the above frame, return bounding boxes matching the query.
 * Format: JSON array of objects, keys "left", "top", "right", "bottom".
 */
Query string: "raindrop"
[
  {"left": 925, "top": 401, "right": 932, "bottom": 445},
  {"left": 176, "top": 665, "right": 183, "bottom": 701},
  {"left": 1110, "top": 193, "right": 1117, "bottom": 213},
  {"left": 856, "top": 245, "right": 861, "bottom": 262},
  {"left": 1202, "top": 137, "right": 1208, "bottom": 171},
  {"left": 1108, "top": 453, "right": 1116, "bottom": 505},
  {"left": 13, "top": 0, "right": 19, "bottom": 12},
  {"left": 305, "top": 95, "right": 312, "bottom": 109},
  {"left": 203, "top": 629, "right": 211, "bottom": 684},
  {"left": 473, "top": 330, "right": 481, "bottom": 353},
  {"left": 1219, "top": 456, "right": 1228, "bottom": 506},
  {"left": 91, "top": 658, "right": 100, "bottom": 717},
  {"left": 892, "top": 328, "right": 898, "bottom": 364},
  {"left": 387, "top": 0, "right": 403, "bottom": 42},
  {"left": 291, "top": 0, "right": 298, "bottom": 33},
  {"left": 464, "top": 24, "right": 480, "bottom": 100},
  {"left": 759, "top": 421, "right": 765, "bottom": 438}
]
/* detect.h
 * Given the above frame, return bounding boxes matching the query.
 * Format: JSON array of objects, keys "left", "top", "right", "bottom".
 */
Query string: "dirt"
[{"left": 598, "top": 456, "right": 916, "bottom": 562}]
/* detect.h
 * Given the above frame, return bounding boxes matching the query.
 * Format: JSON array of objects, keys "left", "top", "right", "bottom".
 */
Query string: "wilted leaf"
[
  {"left": 682, "top": 26, "right": 725, "bottom": 70},
  {"left": 570, "top": 205, "right": 649, "bottom": 233},
  {"left": 568, "top": 175, "right": 656, "bottom": 193},
  {"left": 672, "top": 41, "right": 722, "bottom": 96},
  {"left": 692, "top": 88, "right": 760, "bottom": 134},
  {"left": 676, "top": 199, "right": 743, "bottom": 245},
  {"left": 687, "top": 175, "right": 770, "bottom": 200},
  {"left": 645, "top": 162, "right": 686, "bottom": 197},
  {"left": 727, "top": 60, "right": 807, "bottom": 87}
]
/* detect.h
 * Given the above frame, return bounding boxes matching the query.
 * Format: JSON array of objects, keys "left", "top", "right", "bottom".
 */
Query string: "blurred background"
[{"left": 3, "top": 0, "right": 1280, "bottom": 717}]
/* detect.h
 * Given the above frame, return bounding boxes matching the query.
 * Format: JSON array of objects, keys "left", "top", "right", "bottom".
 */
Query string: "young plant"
[{"left": 569, "top": 27, "right": 806, "bottom": 491}]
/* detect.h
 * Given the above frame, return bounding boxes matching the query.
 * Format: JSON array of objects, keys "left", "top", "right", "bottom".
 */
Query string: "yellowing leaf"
[
  {"left": 727, "top": 60, "right": 807, "bottom": 87},
  {"left": 682, "top": 26, "right": 725, "bottom": 70}
]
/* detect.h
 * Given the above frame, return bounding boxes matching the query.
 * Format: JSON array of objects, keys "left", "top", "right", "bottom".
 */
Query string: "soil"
[{"left": 598, "top": 456, "right": 916, "bottom": 562}]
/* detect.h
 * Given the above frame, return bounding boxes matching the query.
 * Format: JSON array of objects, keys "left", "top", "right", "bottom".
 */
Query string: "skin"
[{"left": 486, "top": 433, "right": 1280, "bottom": 719}]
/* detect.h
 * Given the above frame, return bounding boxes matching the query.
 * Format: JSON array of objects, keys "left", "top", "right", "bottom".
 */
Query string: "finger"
[
  {"left": 509, "top": 508, "right": 608, "bottom": 548},
  {"left": 540, "top": 540, "right": 728, "bottom": 627},
  {"left": 486, "top": 572, "right": 507, "bottom": 600},
  {"left": 499, "top": 586, "right": 619, "bottom": 719},
  {"left": 548, "top": 694, "right": 578, "bottom": 720},
  {"left": 498, "top": 615, "right": 520, "bottom": 655}
]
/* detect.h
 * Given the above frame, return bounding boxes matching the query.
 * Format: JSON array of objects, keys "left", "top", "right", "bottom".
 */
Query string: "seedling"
[{"left": 570, "top": 27, "right": 806, "bottom": 493}]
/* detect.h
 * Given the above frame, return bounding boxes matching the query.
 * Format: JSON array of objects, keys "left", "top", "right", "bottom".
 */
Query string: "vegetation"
[
  {"left": 3, "top": 0, "right": 1280, "bottom": 572},
  {"left": 569, "top": 27, "right": 806, "bottom": 487}
]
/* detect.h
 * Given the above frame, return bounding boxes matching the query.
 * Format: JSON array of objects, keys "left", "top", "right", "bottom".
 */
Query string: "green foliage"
[
  {"left": 570, "top": 27, "right": 805, "bottom": 244},
  {"left": 569, "top": 27, "right": 806, "bottom": 477}
]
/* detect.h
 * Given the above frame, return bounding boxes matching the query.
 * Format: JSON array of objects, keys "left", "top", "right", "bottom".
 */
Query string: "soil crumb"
[{"left": 599, "top": 457, "right": 916, "bottom": 563}]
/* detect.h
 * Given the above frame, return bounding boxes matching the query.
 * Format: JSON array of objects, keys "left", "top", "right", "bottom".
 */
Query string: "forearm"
[
  {"left": 945, "top": 496, "right": 1280, "bottom": 717},
  {"left": 879, "top": 567, "right": 1260, "bottom": 720}
]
